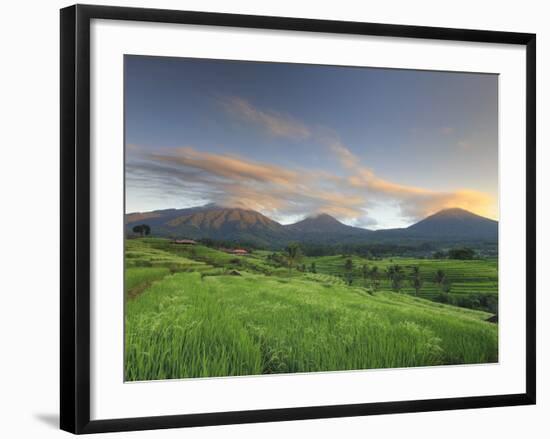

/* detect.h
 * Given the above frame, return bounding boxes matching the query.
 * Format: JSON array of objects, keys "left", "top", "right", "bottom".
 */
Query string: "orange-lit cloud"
[
  {"left": 329, "top": 140, "right": 359, "bottom": 169},
  {"left": 127, "top": 97, "right": 496, "bottom": 226},
  {"left": 332, "top": 143, "right": 497, "bottom": 220},
  {"left": 144, "top": 146, "right": 366, "bottom": 223},
  {"left": 130, "top": 138, "right": 496, "bottom": 226},
  {"left": 152, "top": 147, "right": 298, "bottom": 188}
]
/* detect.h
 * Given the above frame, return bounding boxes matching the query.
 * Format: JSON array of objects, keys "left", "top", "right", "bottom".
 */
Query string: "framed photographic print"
[{"left": 60, "top": 4, "right": 536, "bottom": 434}]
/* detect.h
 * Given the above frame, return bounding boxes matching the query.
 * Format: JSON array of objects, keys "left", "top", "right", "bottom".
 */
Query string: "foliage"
[
  {"left": 435, "top": 292, "right": 497, "bottom": 314},
  {"left": 132, "top": 224, "right": 151, "bottom": 237},
  {"left": 434, "top": 269, "right": 447, "bottom": 292},
  {"left": 387, "top": 265, "right": 405, "bottom": 292},
  {"left": 301, "top": 254, "right": 497, "bottom": 311},
  {"left": 361, "top": 263, "right": 369, "bottom": 287},
  {"left": 285, "top": 242, "right": 303, "bottom": 274},
  {"left": 344, "top": 258, "right": 354, "bottom": 285},
  {"left": 300, "top": 242, "right": 435, "bottom": 258},
  {"left": 410, "top": 266, "right": 423, "bottom": 296},
  {"left": 369, "top": 265, "right": 380, "bottom": 292},
  {"left": 448, "top": 247, "right": 476, "bottom": 260}
]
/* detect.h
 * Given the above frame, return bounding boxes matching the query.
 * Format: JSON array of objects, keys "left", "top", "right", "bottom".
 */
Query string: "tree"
[
  {"left": 369, "top": 266, "right": 380, "bottom": 292},
  {"left": 344, "top": 258, "right": 354, "bottom": 285},
  {"left": 285, "top": 242, "right": 302, "bottom": 274},
  {"left": 410, "top": 266, "right": 423, "bottom": 296},
  {"left": 434, "top": 269, "right": 448, "bottom": 294},
  {"left": 448, "top": 247, "right": 476, "bottom": 260},
  {"left": 132, "top": 224, "right": 151, "bottom": 237},
  {"left": 361, "top": 263, "right": 369, "bottom": 287},
  {"left": 386, "top": 265, "right": 395, "bottom": 281},
  {"left": 387, "top": 264, "right": 404, "bottom": 292},
  {"left": 344, "top": 258, "right": 353, "bottom": 272},
  {"left": 310, "top": 262, "right": 317, "bottom": 273},
  {"left": 268, "top": 252, "right": 286, "bottom": 267}
]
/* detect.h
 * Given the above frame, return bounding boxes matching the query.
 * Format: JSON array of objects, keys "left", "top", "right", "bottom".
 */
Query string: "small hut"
[{"left": 227, "top": 248, "right": 249, "bottom": 255}]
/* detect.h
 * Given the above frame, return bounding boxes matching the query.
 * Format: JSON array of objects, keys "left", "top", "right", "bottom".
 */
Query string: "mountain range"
[{"left": 125, "top": 204, "right": 498, "bottom": 248}]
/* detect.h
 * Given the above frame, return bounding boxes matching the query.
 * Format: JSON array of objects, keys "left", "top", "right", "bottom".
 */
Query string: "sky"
[{"left": 125, "top": 55, "right": 498, "bottom": 229}]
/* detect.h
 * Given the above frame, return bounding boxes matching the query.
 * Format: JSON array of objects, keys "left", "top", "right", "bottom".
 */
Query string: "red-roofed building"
[
  {"left": 228, "top": 248, "right": 248, "bottom": 255},
  {"left": 173, "top": 239, "right": 198, "bottom": 245}
]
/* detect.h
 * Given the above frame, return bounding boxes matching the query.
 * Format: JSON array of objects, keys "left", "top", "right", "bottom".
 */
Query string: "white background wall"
[{"left": 0, "top": 0, "right": 547, "bottom": 437}]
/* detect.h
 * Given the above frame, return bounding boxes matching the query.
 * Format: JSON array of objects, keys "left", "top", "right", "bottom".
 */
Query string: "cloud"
[
  {"left": 152, "top": 146, "right": 298, "bottom": 187},
  {"left": 332, "top": 142, "right": 496, "bottom": 220},
  {"left": 130, "top": 146, "right": 367, "bottom": 223},
  {"left": 220, "top": 96, "right": 311, "bottom": 139},
  {"left": 328, "top": 139, "right": 359, "bottom": 169},
  {"left": 127, "top": 99, "right": 495, "bottom": 225}
]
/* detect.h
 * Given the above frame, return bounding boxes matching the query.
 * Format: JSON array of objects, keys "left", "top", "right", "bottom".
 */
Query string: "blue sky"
[{"left": 125, "top": 55, "right": 498, "bottom": 229}]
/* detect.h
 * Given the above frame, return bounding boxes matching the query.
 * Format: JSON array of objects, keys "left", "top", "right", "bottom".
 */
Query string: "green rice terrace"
[{"left": 125, "top": 238, "right": 498, "bottom": 381}]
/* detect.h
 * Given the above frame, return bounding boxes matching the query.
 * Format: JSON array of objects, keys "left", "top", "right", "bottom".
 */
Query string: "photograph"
[{"left": 123, "top": 55, "right": 499, "bottom": 382}]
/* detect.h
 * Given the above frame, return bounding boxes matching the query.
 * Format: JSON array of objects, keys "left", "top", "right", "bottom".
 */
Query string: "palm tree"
[
  {"left": 442, "top": 281, "right": 452, "bottom": 295},
  {"left": 434, "top": 269, "right": 447, "bottom": 293},
  {"left": 386, "top": 265, "right": 396, "bottom": 280},
  {"left": 285, "top": 243, "right": 302, "bottom": 274},
  {"left": 361, "top": 263, "right": 369, "bottom": 287},
  {"left": 392, "top": 265, "right": 404, "bottom": 293},
  {"left": 388, "top": 264, "right": 404, "bottom": 292},
  {"left": 370, "top": 266, "right": 380, "bottom": 292},
  {"left": 344, "top": 258, "right": 354, "bottom": 285},
  {"left": 410, "top": 266, "right": 423, "bottom": 296}
]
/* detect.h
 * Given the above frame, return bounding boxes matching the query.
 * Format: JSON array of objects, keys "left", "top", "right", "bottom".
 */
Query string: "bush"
[
  {"left": 434, "top": 292, "right": 498, "bottom": 313},
  {"left": 448, "top": 247, "right": 476, "bottom": 260}
]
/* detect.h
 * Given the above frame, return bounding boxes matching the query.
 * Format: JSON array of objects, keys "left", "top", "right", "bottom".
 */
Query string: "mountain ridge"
[
  {"left": 405, "top": 207, "right": 498, "bottom": 240},
  {"left": 126, "top": 204, "right": 497, "bottom": 247},
  {"left": 284, "top": 212, "right": 371, "bottom": 233}
]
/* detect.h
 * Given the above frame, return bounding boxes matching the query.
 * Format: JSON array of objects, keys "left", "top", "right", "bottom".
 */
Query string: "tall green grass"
[
  {"left": 125, "top": 272, "right": 497, "bottom": 381},
  {"left": 125, "top": 267, "right": 170, "bottom": 299}
]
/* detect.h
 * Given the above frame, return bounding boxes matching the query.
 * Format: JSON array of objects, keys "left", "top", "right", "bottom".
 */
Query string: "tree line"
[
  {"left": 342, "top": 258, "right": 451, "bottom": 296},
  {"left": 275, "top": 243, "right": 453, "bottom": 298}
]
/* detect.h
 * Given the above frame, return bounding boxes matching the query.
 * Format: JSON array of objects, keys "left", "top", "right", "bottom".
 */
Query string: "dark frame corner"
[{"left": 60, "top": 4, "right": 536, "bottom": 434}]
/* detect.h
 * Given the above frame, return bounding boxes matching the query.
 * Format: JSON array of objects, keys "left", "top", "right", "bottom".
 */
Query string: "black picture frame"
[{"left": 60, "top": 4, "right": 536, "bottom": 434}]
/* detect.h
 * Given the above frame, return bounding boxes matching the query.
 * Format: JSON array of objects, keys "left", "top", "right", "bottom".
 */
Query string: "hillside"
[
  {"left": 284, "top": 213, "right": 371, "bottom": 243},
  {"left": 126, "top": 204, "right": 498, "bottom": 247},
  {"left": 125, "top": 238, "right": 497, "bottom": 380},
  {"left": 126, "top": 204, "right": 289, "bottom": 247},
  {"left": 405, "top": 208, "right": 498, "bottom": 240}
]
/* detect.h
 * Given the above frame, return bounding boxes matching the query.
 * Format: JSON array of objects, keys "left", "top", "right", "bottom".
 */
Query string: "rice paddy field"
[
  {"left": 303, "top": 255, "right": 498, "bottom": 303},
  {"left": 124, "top": 238, "right": 498, "bottom": 381}
]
